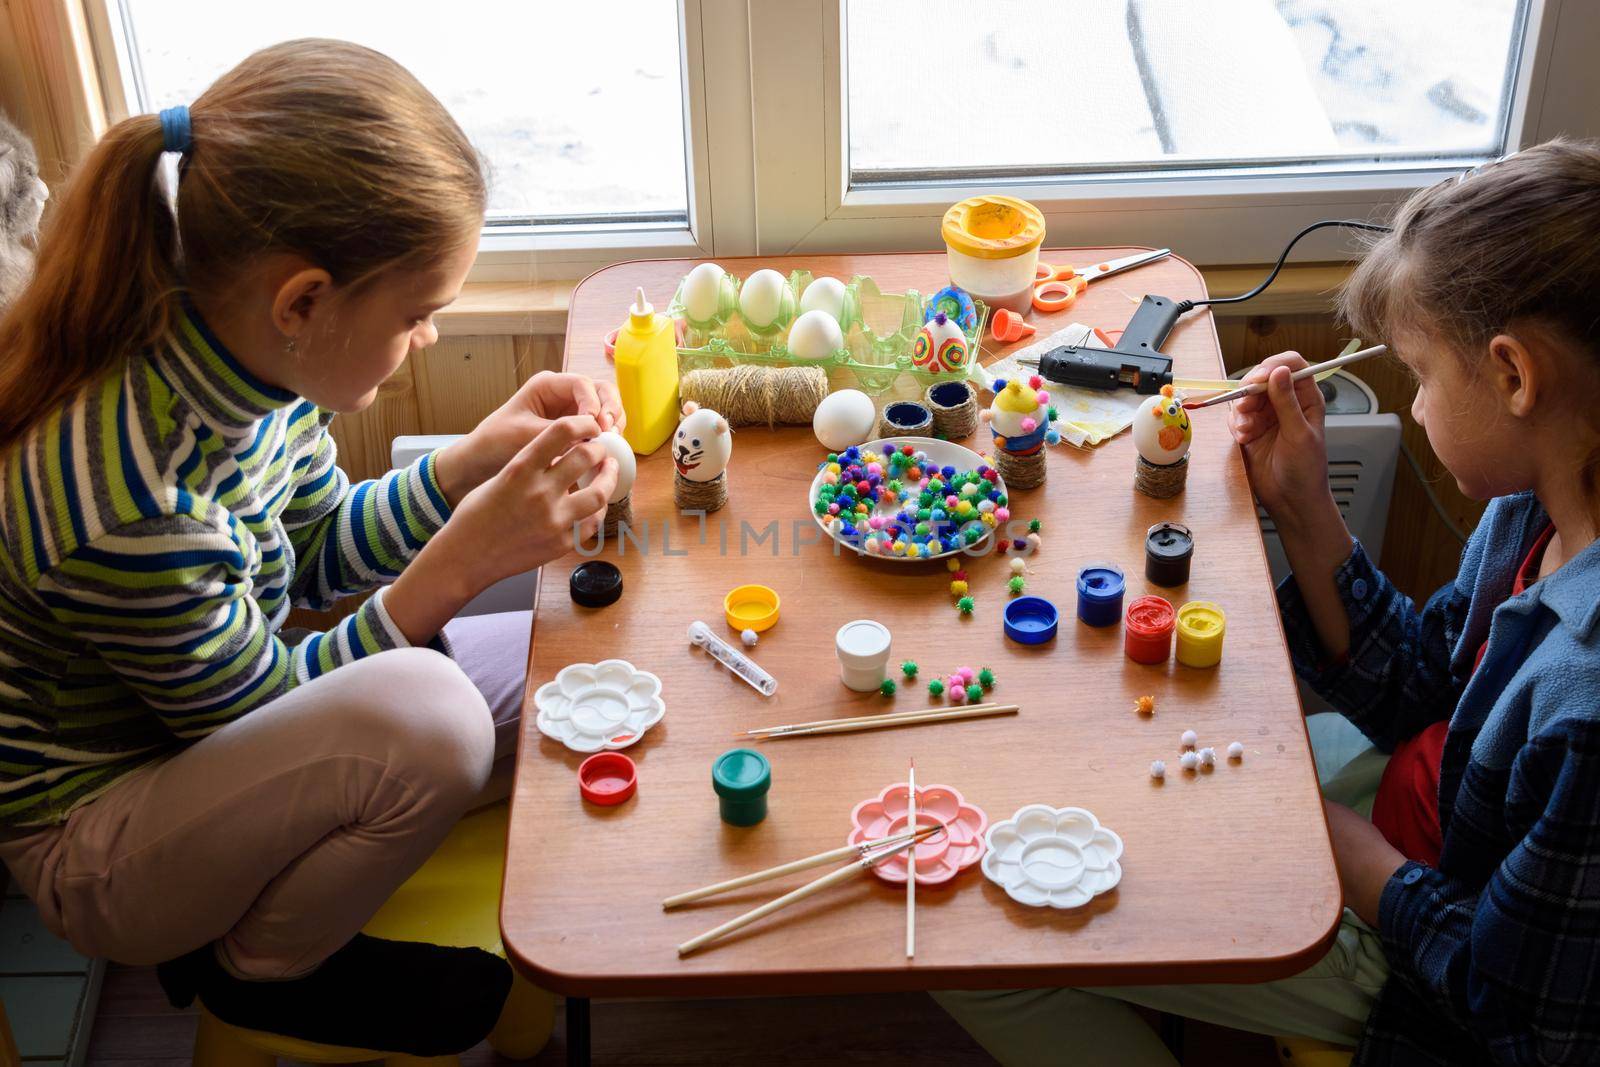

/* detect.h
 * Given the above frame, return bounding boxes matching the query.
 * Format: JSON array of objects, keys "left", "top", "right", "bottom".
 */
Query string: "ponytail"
[
  {"left": 0, "top": 114, "right": 179, "bottom": 439},
  {"left": 0, "top": 38, "right": 485, "bottom": 445}
]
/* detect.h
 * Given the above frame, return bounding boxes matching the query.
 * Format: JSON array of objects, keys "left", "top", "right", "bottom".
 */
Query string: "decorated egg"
[
  {"left": 682, "top": 262, "right": 726, "bottom": 322},
  {"left": 912, "top": 312, "right": 968, "bottom": 372},
  {"left": 786, "top": 308, "right": 845, "bottom": 361},
  {"left": 800, "top": 276, "right": 848, "bottom": 323},
  {"left": 1133, "top": 385, "right": 1192, "bottom": 465},
  {"left": 986, "top": 378, "right": 1048, "bottom": 439},
  {"left": 577, "top": 430, "right": 637, "bottom": 503},
  {"left": 738, "top": 268, "right": 788, "bottom": 329},
  {"left": 812, "top": 388, "right": 876, "bottom": 451},
  {"left": 673, "top": 403, "right": 732, "bottom": 482}
]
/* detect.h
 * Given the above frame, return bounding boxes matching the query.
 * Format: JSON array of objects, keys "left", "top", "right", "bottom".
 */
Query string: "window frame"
[{"left": 749, "top": 0, "right": 1594, "bottom": 265}]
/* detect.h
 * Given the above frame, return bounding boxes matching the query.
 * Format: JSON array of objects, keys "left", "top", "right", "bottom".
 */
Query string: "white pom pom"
[
  {"left": 741, "top": 628, "right": 759, "bottom": 647},
  {"left": 1009, "top": 557, "right": 1026, "bottom": 575},
  {"left": 1228, "top": 741, "right": 1245, "bottom": 761},
  {"left": 1149, "top": 759, "right": 1166, "bottom": 780},
  {"left": 1179, "top": 751, "right": 1199, "bottom": 772},
  {"left": 1180, "top": 729, "right": 1198, "bottom": 750},
  {"left": 1198, "top": 746, "right": 1216, "bottom": 767}
]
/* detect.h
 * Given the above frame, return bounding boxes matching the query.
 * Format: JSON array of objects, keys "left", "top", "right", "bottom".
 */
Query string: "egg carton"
[{"left": 668, "top": 268, "right": 989, "bottom": 397}]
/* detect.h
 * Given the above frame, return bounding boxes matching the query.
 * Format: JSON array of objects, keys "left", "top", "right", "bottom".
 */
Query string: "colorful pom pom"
[
  {"left": 966, "top": 683, "right": 982, "bottom": 702},
  {"left": 901, "top": 660, "right": 919, "bottom": 678},
  {"left": 1133, "top": 694, "right": 1155, "bottom": 715},
  {"left": 880, "top": 679, "right": 897, "bottom": 697},
  {"left": 949, "top": 681, "right": 967, "bottom": 703},
  {"left": 957, "top": 596, "right": 975, "bottom": 615},
  {"left": 1008, "top": 576, "right": 1026, "bottom": 594},
  {"left": 958, "top": 667, "right": 975, "bottom": 683},
  {"left": 1028, "top": 518, "right": 1042, "bottom": 532},
  {"left": 928, "top": 678, "right": 945, "bottom": 697},
  {"left": 950, "top": 580, "right": 968, "bottom": 595},
  {"left": 978, "top": 667, "right": 995, "bottom": 689}
]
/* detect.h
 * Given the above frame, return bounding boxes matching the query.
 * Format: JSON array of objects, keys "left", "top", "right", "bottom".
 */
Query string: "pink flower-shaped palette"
[{"left": 847, "top": 782, "right": 987, "bottom": 885}]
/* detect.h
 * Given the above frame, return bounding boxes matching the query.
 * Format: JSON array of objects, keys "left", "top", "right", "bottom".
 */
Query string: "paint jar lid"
[
  {"left": 1176, "top": 601, "right": 1226, "bottom": 640},
  {"left": 1076, "top": 563, "right": 1126, "bottom": 602},
  {"left": 712, "top": 748, "right": 771, "bottom": 801},
  {"left": 835, "top": 619, "right": 892, "bottom": 667},
  {"left": 1145, "top": 522, "right": 1193, "bottom": 562},
  {"left": 1125, "top": 595, "right": 1176, "bottom": 637},
  {"left": 578, "top": 752, "right": 637, "bottom": 806},
  {"left": 570, "top": 561, "right": 623, "bottom": 608},
  {"left": 724, "top": 584, "right": 780, "bottom": 633},
  {"left": 1003, "top": 596, "right": 1060, "bottom": 644}
]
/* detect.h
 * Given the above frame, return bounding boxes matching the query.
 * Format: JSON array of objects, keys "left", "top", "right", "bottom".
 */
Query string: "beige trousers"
[{"left": 0, "top": 611, "right": 530, "bottom": 980}]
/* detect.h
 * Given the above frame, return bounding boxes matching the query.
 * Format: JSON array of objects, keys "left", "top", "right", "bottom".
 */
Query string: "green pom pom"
[
  {"left": 928, "top": 678, "right": 946, "bottom": 697},
  {"left": 957, "top": 596, "right": 975, "bottom": 615},
  {"left": 827, "top": 453, "right": 839, "bottom": 463},
  {"left": 813, "top": 498, "right": 828, "bottom": 515},
  {"left": 966, "top": 683, "right": 983, "bottom": 702},
  {"left": 1047, "top": 405, "right": 1058, "bottom": 421},
  {"left": 996, "top": 493, "right": 1008, "bottom": 506},
  {"left": 978, "top": 668, "right": 995, "bottom": 689},
  {"left": 1028, "top": 518, "right": 1042, "bottom": 532},
  {"left": 880, "top": 679, "right": 897, "bottom": 696},
  {"left": 1008, "top": 576, "right": 1026, "bottom": 594},
  {"left": 901, "top": 660, "right": 919, "bottom": 678}
]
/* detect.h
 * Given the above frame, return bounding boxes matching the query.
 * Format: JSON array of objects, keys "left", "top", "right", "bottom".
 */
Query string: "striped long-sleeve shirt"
[{"left": 0, "top": 307, "right": 452, "bottom": 829}]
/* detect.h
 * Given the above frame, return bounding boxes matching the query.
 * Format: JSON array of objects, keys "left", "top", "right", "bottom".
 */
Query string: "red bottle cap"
[{"left": 578, "top": 752, "right": 637, "bottom": 806}]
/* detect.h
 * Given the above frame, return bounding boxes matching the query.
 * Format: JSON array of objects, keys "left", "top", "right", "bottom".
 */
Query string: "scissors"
[{"left": 1031, "top": 248, "right": 1172, "bottom": 313}]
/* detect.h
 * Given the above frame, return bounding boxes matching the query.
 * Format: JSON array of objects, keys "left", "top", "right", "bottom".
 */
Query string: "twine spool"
[
  {"left": 994, "top": 445, "right": 1047, "bottom": 489},
  {"left": 877, "top": 400, "right": 934, "bottom": 439},
  {"left": 678, "top": 365, "right": 827, "bottom": 428},
  {"left": 925, "top": 380, "right": 979, "bottom": 440},
  {"left": 602, "top": 495, "right": 633, "bottom": 536},
  {"left": 675, "top": 470, "right": 728, "bottom": 513},
  {"left": 1135, "top": 455, "right": 1189, "bottom": 499}
]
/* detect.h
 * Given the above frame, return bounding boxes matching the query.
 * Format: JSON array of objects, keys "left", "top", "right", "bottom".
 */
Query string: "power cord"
[
  {"left": 1399, "top": 439, "right": 1472, "bottom": 544},
  {"left": 1174, "top": 219, "right": 1393, "bottom": 314}
]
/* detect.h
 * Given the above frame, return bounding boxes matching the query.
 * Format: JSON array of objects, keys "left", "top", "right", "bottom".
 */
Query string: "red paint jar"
[{"left": 1124, "top": 595, "right": 1176, "bottom": 665}]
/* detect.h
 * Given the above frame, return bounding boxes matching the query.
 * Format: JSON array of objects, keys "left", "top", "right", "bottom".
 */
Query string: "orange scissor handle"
[
  {"left": 1034, "top": 261, "right": 1077, "bottom": 284},
  {"left": 1032, "top": 279, "right": 1077, "bottom": 313}
]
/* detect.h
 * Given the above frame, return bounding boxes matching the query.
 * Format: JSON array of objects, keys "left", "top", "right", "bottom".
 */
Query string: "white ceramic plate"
[
  {"left": 981, "top": 804, "right": 1124, "bottom": 909},
  {"left": 533, "top": 659, "right": 665, "bottom": 753},
  {"left": 808, "top": 436, "right": 1006, "bottom": 563}
]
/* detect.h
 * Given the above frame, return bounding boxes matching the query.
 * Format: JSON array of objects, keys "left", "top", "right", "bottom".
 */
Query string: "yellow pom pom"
[
  {"left": 906, "top": 543, "right": 921, "bottom": 558},
  {"left": 980, "top": 512, "right": 996, "bottom": 527},
  {"left": 946, "top": 558, "right": 960, "bottom": 572},
  {"left": 950, "top": 579, "right": 969, "bottom": 595},
  {"left": 827, "top": 462, "right": 842, "bottom": 474},
  {"left": 892, "top": 541, "right": 908, "bottom": 556}
]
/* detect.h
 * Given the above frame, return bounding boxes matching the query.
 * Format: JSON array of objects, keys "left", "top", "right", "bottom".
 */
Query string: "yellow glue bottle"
[{"left": 614, "top": 286, "right": 680, "bottom": 456}]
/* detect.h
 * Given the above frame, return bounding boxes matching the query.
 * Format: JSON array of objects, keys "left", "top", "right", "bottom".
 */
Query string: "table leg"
[{"left": 566, "top": 996, "right": 592, "bottom": 1067}]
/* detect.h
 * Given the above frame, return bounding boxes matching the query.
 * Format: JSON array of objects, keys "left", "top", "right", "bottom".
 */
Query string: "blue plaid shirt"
[{"left": 1278, "top": 492, "right": 1600, "bottom": 1066}]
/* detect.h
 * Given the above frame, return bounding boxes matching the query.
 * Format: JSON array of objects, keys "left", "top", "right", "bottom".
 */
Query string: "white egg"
[
  {"left": 1133, "top": 391, "right": 1193, "bottom": 465},
  {"left": 786, "top": 309, "right": 845, "bottom": 362},
  {"left": 738, "top": 268, "right": 788, "bottom": 329},
  {"left": 799, "top": 276, "right": 847, "bottom": 322},
  {"left": 577, "top": 430, "right": 637, "bottom": 503},
  {"left": 682, "top": 262, "right": 725, "bottom": 322},
  {"left": 812, "top": 389, "right": 876, "bottom": 452}
]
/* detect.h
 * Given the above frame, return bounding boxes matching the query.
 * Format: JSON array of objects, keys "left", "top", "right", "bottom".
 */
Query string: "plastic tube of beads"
[
  {"left": 1076, "top": 563, "right": 1125, "bottom": 627},
  {"left": 1124, "top": 595, "right": 1176, "bottom": 664},
  {"left": 1175, "top": 601, "right": 1226, "bottom": 668}
]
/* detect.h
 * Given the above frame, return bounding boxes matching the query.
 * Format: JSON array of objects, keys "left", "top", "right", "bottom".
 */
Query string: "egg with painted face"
[
  {"left": 673, "top": 403, "right": 732, "bottom": 482},
  {"left": 577, "top": 430, "right": 637, "bottom": 503},
  {"left": 986, "top": 378, "right": 1049, "bottom": 440},
  {"left": 1133, "top": 385, "right": 1192, "bottom": 465},
  {"left": 913, "top": 312, "right": 968, "bottom": 372}
]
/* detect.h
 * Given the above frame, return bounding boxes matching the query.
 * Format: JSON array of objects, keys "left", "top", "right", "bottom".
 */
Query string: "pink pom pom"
[
  {"left": 827, "top": 503, "right": 840, "bottom": 515},
  {"left": 958, "top": 666, "right": 975, "bottom": 683},
  {"left": 1027, "top": 532, "right": 1043, "bottom": 550},
  {"left": 868, "top": 516, "right": 885, "bottom": 530},
  {"left": 1021, "top": 417, "right": 1038, "bottom": 433},
  {"left": 948, "top": 682, "right": 967, "bottom": 704},
  {"left": 1028, "top": 374, "right": 1042, "bottom": 389},
  {"left": 945, "top": 495, "right": 959, "bottom": 508},
  {"left": 995, "top": 507, "right": 1010, "bottom": 523},
  {"left": 866, "top": 462, "right": 883, "bottom": 476},
  {"left": 1036, "top": 390, "right": 1050, "bottom": 405}
]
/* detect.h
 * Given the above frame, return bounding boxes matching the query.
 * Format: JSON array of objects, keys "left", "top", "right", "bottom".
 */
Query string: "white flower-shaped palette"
[
  {"left": 533, "top": 660, "right": 664, "bottom": 753},
  {"left": 981, "top": 805, "right": 1124, "bottom": 909}
]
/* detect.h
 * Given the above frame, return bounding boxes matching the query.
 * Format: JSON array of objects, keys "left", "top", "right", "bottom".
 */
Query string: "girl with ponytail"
[{"left": 0, "top": 39, "right": 622, "bottom": 1055}]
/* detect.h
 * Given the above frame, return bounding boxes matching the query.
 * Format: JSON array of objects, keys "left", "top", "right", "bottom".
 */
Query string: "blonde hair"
[
  {"left": 0, "top": 38, "right": 485, "bottom": 440},
  {"left": 1340, "top": 138, "right": 1600, "bottom": 363}
]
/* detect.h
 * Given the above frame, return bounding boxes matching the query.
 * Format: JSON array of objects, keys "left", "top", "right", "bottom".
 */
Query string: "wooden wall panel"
[{"left": 412, "top": 336, "right": 521, "bottom": 435}]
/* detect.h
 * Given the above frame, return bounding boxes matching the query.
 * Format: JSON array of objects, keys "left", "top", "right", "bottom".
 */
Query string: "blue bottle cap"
[{"left": 1003, "top": 596, "right": 1060, "bottom": 644}]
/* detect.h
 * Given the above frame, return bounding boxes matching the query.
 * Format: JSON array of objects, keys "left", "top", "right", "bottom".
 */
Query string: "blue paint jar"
[{"left": 1076, "top": 563, "right": 1125, "bottom": 627}]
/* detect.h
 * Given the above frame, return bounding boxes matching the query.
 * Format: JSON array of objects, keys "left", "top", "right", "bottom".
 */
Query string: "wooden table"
[{"left": 502, "top": 251, "right": 1340, "bottom": 1020}]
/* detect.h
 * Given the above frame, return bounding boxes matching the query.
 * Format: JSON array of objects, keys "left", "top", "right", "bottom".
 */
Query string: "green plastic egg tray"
[{"left": 667, "top": 269, "right": 989, "bottom": 397}]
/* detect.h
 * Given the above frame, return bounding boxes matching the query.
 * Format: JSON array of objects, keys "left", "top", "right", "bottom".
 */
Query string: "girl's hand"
[
  {"left": 1227, "top": 351, "right": 1335, "bottom": 529},
  {"left": 435, "top": 373, "right": 625, "bottom": 504},
  {"left": 1324, "top": 799, "right": 1406, "bottom": 926}
]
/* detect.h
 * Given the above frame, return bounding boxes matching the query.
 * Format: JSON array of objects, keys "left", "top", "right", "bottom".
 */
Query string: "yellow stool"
[
  {"left": 193, "top": 803, "right": 554, "bottom": 1065},
  {"left": 1276, "top": 1034, "right": 1356, "bottom": 1066}
]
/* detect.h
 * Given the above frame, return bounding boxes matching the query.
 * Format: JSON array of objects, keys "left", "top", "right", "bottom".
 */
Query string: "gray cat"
[{"left": 0, "top": 113, "right": 49, "bottom": 312}]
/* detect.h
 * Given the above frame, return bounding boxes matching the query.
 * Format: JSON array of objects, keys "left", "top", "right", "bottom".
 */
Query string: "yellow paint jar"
[{"left": 1175, "top": 600, "right": 1226, "bottom": 668}]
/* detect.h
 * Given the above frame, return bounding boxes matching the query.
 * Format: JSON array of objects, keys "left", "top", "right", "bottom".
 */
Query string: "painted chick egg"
[
  {"left": 986, "top": 378, "right": 1048, "bottom": 440},
  {"left": 673, "top": 402, "right": 732, "bottom": 482},
  {"left": 912, "top": 312, "right": 968, "bottom": 372},
  {"left": 1133, "top": 384, "right": 1192, "bottom": 465}
]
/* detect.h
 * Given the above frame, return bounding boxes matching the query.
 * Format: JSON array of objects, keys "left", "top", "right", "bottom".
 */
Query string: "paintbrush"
[{"left": 1182, "top": 345, "right": 1387, "bottom": 410}]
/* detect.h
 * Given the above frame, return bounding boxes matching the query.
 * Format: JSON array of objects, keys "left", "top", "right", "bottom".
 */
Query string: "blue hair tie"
[{"left": 159, "top": 106, "right": 192, "bottom": 155}]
